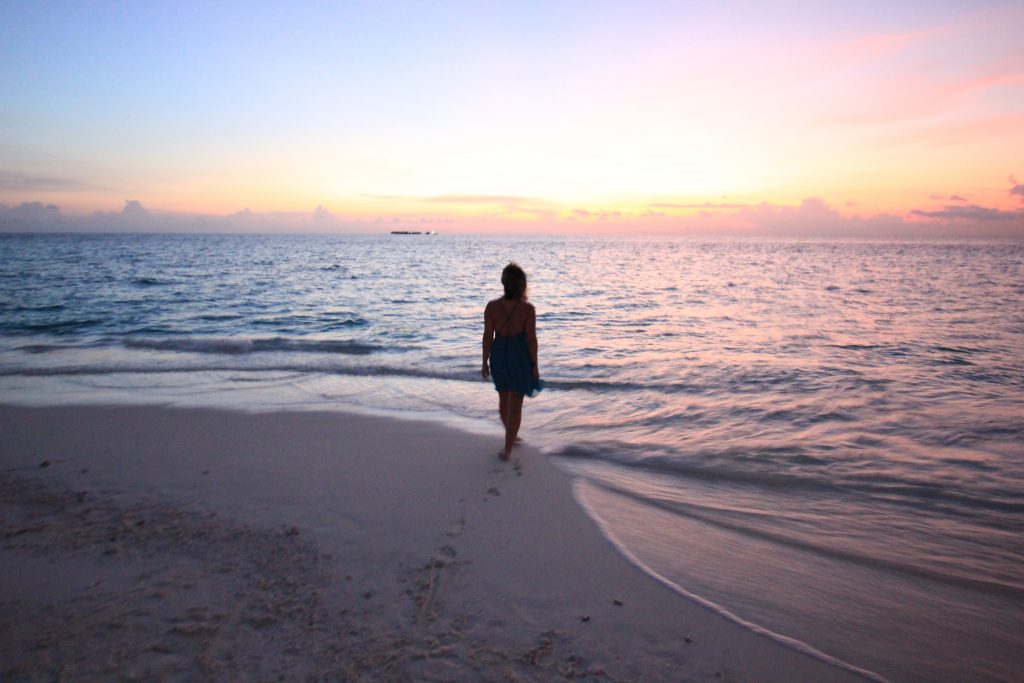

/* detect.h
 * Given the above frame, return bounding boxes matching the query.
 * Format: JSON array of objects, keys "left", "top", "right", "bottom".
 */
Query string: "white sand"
[{"left": 0, "top": 404, "right": 868, "bottom": 681}]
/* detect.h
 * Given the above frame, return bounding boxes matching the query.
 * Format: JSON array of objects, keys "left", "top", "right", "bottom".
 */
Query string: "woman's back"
[{"left": 488, "top": 297, "right": 532, "bottom": 338}]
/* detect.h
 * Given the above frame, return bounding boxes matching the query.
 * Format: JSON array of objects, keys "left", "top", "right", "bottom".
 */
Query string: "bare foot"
[{"left": 498, "top": 449, "right": 511, "bottom": 461}]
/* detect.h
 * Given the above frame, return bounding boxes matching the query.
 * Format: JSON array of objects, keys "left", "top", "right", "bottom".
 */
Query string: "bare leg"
[
  {"left": 498, "top": 391, "right": 510, "bottom": 428},
  {"left": 501, "top": 392, "right": 525, "bottom": 460}
]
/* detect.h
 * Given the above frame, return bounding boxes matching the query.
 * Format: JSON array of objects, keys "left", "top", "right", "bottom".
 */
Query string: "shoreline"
[{"left": 1, "top": 403, "right": 870, "bottom": 681}]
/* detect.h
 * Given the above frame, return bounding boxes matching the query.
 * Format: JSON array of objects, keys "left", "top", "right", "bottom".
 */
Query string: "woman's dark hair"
[{"left": 501, "top": 262, "right": 527, "bottom": 299}]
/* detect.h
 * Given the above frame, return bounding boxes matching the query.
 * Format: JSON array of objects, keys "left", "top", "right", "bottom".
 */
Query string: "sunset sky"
[{"left": 2, "top": 0, "right": 1023, "bottom": 235}]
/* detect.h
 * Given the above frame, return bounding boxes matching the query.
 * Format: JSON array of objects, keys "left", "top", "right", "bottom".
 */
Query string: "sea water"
[{"left": 1, "top": 232, "right": 1022, "bottom": 682}]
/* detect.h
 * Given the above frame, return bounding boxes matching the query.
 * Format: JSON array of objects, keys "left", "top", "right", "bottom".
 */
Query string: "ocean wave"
[
  {"left": 1, "top": 303, "right": 66, "bottom": 313},
  {"left": 132, "top": 276, "right": 175, "bottom": 286},
  {"left": 583, "top": 479, "right": 1024, "bottom": 599},
  {"left": 573, "top": 483, "right": 893, "bottom": 683},
  {"left": 0, "top": 318, "right": 104, "bottom": 335},
  {"left": 0, "top": 359, "right": 701, "bottom": 394},
  {"left": 194, "top": 313, "right": 243, "bottom": 322},
  {"left": 553, "top": 443, "right": 1024, "bottom": 516},
  {"left": 250, "top": 315, "right": 369, "bottom": 330},
  {"left": 11, "top": 341, "right": 107, "bottom": 354},
  {"left": 543, "top": 378, "right": 707, "bottom": 394},
  {"left": 122, "top": 337, "right": 382, "bottom": 355},
  {"left": 0, "top": 355, "right": 901, "bottom": 403},
  {"left": 0, "top": 362, "right": 475, "bottom": 383}
]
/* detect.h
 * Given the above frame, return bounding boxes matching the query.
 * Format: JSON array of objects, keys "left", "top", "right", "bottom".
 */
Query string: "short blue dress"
[{"left": 489, "top": 301, "right": 543, "bottom": 398}]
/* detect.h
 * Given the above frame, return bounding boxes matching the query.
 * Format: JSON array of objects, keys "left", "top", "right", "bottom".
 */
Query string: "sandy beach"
[{"left": 0, "top": 404, "right": 871, "bottom": 681}]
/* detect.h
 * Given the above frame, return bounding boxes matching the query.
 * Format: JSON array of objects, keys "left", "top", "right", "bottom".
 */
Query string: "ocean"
[{"left": 2, "top": 232, "right": 1022, "bottom": 682}]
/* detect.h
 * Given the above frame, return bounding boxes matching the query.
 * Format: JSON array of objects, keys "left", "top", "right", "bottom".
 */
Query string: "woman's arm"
[
  {"left": 481, "top": 302, "right": 494, "bottom": 379},
  {"left": 526, "top": 304, "right": 539, "bottom": 380}
]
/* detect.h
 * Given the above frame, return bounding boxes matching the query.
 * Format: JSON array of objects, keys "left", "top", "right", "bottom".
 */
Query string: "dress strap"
[{"left": 496, "top": 299, "right": 520, "bottom": 336}]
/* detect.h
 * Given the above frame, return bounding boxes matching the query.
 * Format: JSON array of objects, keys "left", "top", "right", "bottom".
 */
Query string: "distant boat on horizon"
[{"left": 390, "top": 230, "right": 437, "bottom": 235}]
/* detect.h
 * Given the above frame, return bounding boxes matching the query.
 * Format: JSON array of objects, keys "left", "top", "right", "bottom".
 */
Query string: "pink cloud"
[
  {"left": 650, "top": 202, "right": 749, "bottom": 210},
  {"left": 910, "top": 204, "right": 1023, "bottom": 222},
  {"left": 1009, "top": 183, "right": 1024, "bottom": 203},
  {"left": 420, "top": 194, "right": 541, "bottom": 205}
]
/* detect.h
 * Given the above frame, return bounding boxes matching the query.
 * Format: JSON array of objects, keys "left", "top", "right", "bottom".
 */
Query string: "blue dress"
[
  {"left": 489, "top": 300, "right": 543, "bottom": 397},
  {"left": 490, "top": 331, "right": 542, "bottom": 397}
]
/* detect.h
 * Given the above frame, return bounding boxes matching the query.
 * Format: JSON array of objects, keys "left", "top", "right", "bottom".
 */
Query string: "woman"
[{"left": 481, "top": 262, "right": 541, "bottom": 460}]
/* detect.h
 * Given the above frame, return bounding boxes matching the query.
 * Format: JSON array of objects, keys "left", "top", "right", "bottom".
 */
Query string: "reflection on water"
[{"left": 2, "top": 233, "right": 1022, "bottom": 681}]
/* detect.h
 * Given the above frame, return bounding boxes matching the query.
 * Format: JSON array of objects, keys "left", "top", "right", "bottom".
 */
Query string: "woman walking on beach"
[{"left": 482, "top": 263, "right": 541, "bottom": 460}]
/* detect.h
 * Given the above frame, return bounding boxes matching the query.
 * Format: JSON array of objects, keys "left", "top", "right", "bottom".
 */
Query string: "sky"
[{"left": 1, "top": 0, "right": 1023, "bottom": 236}]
